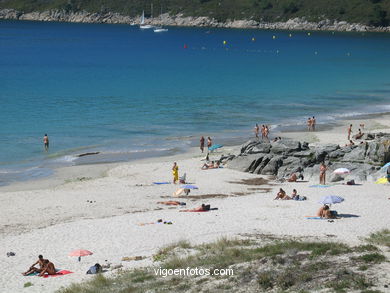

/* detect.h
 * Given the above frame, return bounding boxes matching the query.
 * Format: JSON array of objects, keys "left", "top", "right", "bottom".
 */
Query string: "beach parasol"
[
  {"left": 69, "top": 249, "right": 93, "bottom": 262},
  {"left": 333, "top": 168, "right": 350, "bottom": 175},
  {"left": 180, "top": 184, "right": 199, "bottom": 189},
  {"left": 318, "top": 195, "right": 344, "bottom": 205},
  {"left": 208, "top": 144, "right": 223, "bottom": 152}
]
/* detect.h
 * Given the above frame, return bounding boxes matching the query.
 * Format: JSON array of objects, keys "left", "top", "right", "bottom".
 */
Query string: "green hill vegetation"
[{"left": 1, "top": 0, "right": 389, "bottom": 26}]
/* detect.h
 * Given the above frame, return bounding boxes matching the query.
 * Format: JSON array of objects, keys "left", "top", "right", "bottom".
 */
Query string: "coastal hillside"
[{"left": 1, "top": 0, "right": 389, "bottom": 27}]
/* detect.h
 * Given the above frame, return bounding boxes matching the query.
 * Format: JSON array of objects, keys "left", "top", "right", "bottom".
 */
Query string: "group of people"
[
  {"left": 274, "top": 188, "right": 306, "bottom": 201},
  {"left": 199, "top": 136, "right": 212, "bottom": 153},
  {"left": 306, "top": 117, "right": 316, "bottom": 131},
  {"left": 23, "top": 255, "right": 56, "bottom": 277},
  {"left": 201, "top": 160, "right": 221, "bottom": 170},
  {"left": 254, "top": 124, "right": 270, "bottom": 140}
]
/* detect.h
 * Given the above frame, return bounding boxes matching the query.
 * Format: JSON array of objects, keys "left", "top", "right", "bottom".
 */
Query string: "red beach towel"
[{"left": 42, "top": 270, "right": 73, "bottom": 278}]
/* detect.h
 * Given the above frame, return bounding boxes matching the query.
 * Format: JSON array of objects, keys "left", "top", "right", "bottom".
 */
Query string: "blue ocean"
[{"left": 1, "top": 20, "right": 390, "bottom": 185}]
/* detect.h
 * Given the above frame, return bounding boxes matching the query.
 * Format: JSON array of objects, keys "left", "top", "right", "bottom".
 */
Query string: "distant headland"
[{"left": 1, "top": 0, "right": 390, "bottom": 33}]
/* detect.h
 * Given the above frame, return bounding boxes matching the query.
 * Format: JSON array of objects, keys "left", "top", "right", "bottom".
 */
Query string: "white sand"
[{"left": 1, "top": 118, "right": 390, "bottom": 293}]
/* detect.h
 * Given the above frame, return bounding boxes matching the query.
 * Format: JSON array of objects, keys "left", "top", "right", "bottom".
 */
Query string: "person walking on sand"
[
  {"left": 207, "top": 137, "right": 212, "bottom": 149},
  {"left": 254, "top": 124, "right": 260, "bottom": 139},
  {"left": 172, "top": 162, "right": 179, "bottom": 184},
  {"left": 43, "top": 134, "right": 49, "bottom": 151},
  {"left": 319, "top": 162, "right": 327, "bottom": 185},
  {"left": 312, "top": 116, "right": 316, "bottom": 131},
  {"left": 347, "top": 124, "right": 353, "bottom": 140},
  {"left": 200, "top": 136, "right": 205, "bottom": 153},
  {"left": 307, "top": 118, "right": 312, "bottom": 131}
]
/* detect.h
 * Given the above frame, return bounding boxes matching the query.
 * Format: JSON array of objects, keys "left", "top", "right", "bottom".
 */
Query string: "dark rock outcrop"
[{"left": 225, "top": 133, "right": 390, "bottom": 182}]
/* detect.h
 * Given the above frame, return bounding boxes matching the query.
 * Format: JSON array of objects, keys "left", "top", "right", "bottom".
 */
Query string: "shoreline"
[
  {"left": 1, "top": 9, "right": 390, "bottom": 33},
  {"left": 1, "top": 112, "right": 390, "bottom": 192}
]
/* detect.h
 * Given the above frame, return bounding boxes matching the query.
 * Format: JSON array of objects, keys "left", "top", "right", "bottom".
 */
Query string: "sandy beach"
[{"left": 1, "top": 116, "right": 390, "bottom": 293}]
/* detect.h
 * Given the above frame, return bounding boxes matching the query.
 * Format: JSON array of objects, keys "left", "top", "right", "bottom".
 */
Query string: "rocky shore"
[
  {"left": 1, "top": 8, "right": 390, "bottom": 32},
  {"left": 224, "top": 132, "right": 390, "bottom": 182}
]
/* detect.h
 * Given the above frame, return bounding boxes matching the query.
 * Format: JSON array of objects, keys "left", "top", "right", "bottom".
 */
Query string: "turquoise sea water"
[{"left": 1, "top": 20, "right": 390, "bottom": 185}]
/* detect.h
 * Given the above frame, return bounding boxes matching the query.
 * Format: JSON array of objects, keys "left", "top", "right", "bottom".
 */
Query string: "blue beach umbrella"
[
  {"left": 180, "top": 184, "right": 198, "bottom": 189},
  {"left": 318, "top": 195, "right": 344, "bottom": 205},
  {"left": 208, "top": 144, "right": 223, "bottom": 151}
]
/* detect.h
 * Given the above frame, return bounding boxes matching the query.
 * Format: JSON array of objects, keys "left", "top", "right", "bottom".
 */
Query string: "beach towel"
[
  {"left": 26, "top": 269, "right": 73, "bottom": 277},
  {"left": 153, "top": 182, "right": 171, "bottom": 185},
  {"left": 305, "top": 217, "right": 325, "bottom": 220},
  {"left": 309, "top": 184, "right": 331, "bottom": 188},
  {"left": 42, "top": 270, "right": 73, "bottom": 278}
]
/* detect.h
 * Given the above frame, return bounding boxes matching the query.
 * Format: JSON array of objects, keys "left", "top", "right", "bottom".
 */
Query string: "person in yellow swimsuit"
[{"left": 172, "top": 162, "right": 179, "bottom": 184}]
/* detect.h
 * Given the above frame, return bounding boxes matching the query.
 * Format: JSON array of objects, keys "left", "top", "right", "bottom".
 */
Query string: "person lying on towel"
[
  {"left": 274, "top": 188, "right": 291, "bottom": 200},
  {"left": 194, "top": 204, "right": 211, "bottom": 211}
]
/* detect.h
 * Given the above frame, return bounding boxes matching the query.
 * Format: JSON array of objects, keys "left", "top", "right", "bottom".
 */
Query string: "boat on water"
[
  {"left": 153, "top": 7, "right": 168, "bottom": 32},
  {"left": 154, "top": 27, "right": 168, "bottom": 32},
  {"left": 139, "top": 11, "right": 153, "bottom": 29}
]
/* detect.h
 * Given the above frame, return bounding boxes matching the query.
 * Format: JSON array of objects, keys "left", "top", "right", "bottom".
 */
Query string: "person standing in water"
[
  {"left": 254, "top": 124, "right": 260, "bottom": 139},
  {"left": 307, "top": 118, "right": 312, "bottom": 131},
  {"left": 347, "top": 124, "right": 353, "bottom": 140},
  {"left": 312, "top": 116, "right": 316, "bottom": 131},
  {"left": 43, "top": 134, "right": 49, "bottom": 152},
  {"left": 200, "top": 136, "right": 205, "bottom": 153},
  {"left": 172, "top": 162, "right": 179, "bottom": 184},
  {"left": 319, "top": 162, "right": 327, "bottom": 185}
]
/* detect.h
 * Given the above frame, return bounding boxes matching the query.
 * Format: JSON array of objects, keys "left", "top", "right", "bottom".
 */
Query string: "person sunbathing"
[
  {"left": 287, "top": 173, "right": 297, "bottom": 182},
  {"left": 23, "top": 255, "right": 46, "bottom": 276},
  {"left": 201, "top": 161, "right": 215, "bottom": 170},
  {"left": 193, "top": 204, "right": 211, "bottom": 211},
  {"left": 39, "top": 260, "right": 56, "bottom": 277},
  {"left": 316, "top": 205, "right": 335, "bottom": 219},
  {"left": 274, "top": 188, "right": 291, "bottom": 200}
]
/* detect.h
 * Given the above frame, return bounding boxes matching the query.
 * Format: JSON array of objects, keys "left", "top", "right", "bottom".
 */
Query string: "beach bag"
[{"left": 86, "top": 263, "right": 102, "bottom": 274}]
